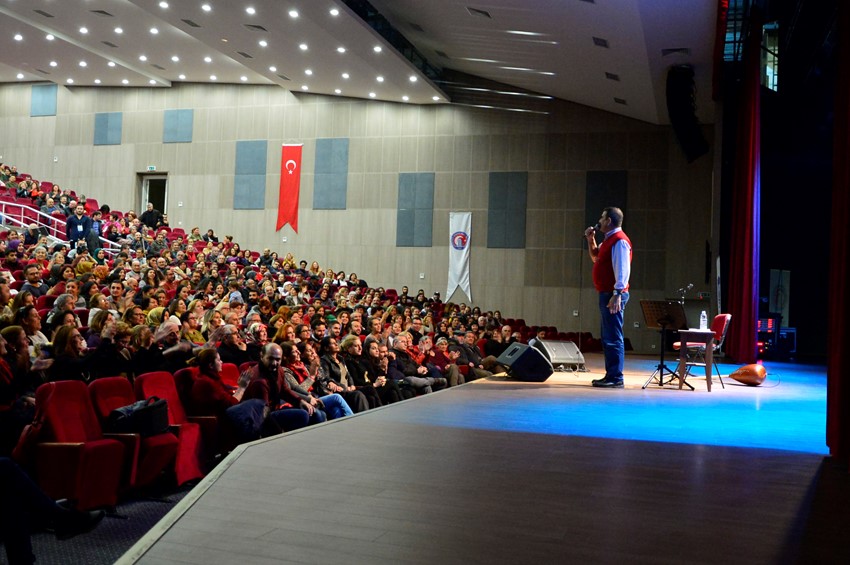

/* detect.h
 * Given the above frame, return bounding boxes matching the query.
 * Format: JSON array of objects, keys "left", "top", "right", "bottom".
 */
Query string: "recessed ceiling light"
[
  {"left": 16, "top": 73, "right": 24, "bottom": 79},
  {"left": 289, "top": 9, "right": 299, "bottom": 18},
  {"left": 45, "top": 34, "right": 54, "bottom": 41},
  {"left": 210, "top": 75, "right": 217, "bottom": 80},
  {"left": 305, "top": 69, "right": 313, "bottom": 76},
  {"left": 79, "top": 27, "right": 88, "bottom": 34},
  {"left": 79, "top": 61, "right": 87, "bottom": 67},
  {"left": 299, "top": 43, "right": 308, "bottom": 51},
  {"left": 150, "top": 28, "right": 159, "bottom": 34},
  {"left": 139, "top": 55, "right": 148, "bottom": 62},
  {"left": 149, "top": 79, "right": 157, "bottom": 85},
  {"left": 329, "top": 8, "right": 339, "bottom": 16},
  {"left": 108, "top": 61, "right": 116, "bottom": 67},
  {"left": 459, "top": 58, "right": 500, "bottom": 63},
  {"left": 341, "top": 72, "right": 349, "bottom": 79},
  {"left": 221, "top": 38, "right": 228, "bottom": 43},
  {"left": 171, "top": 55, "right": 180, "bottom": 62},
  {"left": 369, "top": 92, "right": 376, "bottom": 98},
  {"left": 500, "top": 66, "right": 534, "bottom": 71},
  {"left": 94, "top": 79, "right": 101, "bottom": 84},
  {"left": 506, "top": 30, "right": 544, "bottom": 36},
  {"left": 373, "top": 46, "right": 382, "bottom": 53},
  {"left": 246, "top": 7, "right": 256, "bottom": 15},
  {"left": 122, "top": 79, "right": 129, "bottom": 84},
  {"left": 114, "top": 27, "right": 123, "bottom": 34},
  {"left": 334, "top": 88, "right": 341, "bottom": 94},
  {"left": 49, "top": 61, "right": 58, "bottom": 67},
  {"left": 202, "top": 4, "right": 212, "bottom": 12},
  {"left": 66, "top": 78, "right": 74, "bottom": 84},
  {"left": 301, "top": 85, "right": 309, "bottom": 91},
  {"left": 402, "top": 96, "right": 409, "bottom": 101},
  {"left": 432, "top": 96, "right": 440, "bottom": 101},
  {"left": 269, "top": 66, "right": 277, "bottom": 72},
  {"left": 240, "top": 76, "right": 248, "bottom": 81},
  {"left": 337, "top": 47, "right": 346, "bottom": 53},
  {"left": 13, "top": 34, "right": 22, "bottom": 41},
  {"left": 159, "top": 1, "right": 169, "bottom": 8},
  {"left": 178, "top": 74, "right": 186, "bottom": 80},
  {"left": 409, "top": 76, "right": 418, "bottom": 82},
  {"left": 259, "top": 40, "right": 268, "bottom": 47},
  {"left": 204, "top": 56, "right": 212, "bottom": 63},
  {"left": 376, "top": 76, "right": 384, "bottom": 82}
]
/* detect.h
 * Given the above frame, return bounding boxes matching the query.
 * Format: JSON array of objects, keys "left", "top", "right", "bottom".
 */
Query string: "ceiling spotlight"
[
  {"left": 45, "top": 34, "right": 54, "bottom": 40},
  {"left": 150, "top": 28, "right": 159, "bottom": 35},
  {"left": 409, "top": 76, "right": 418, "bottom": 82},
  {"left": 66, "top": 78, "right": 74, "bottom": 84},
  {"left": 122, "top": 79, "right": 129, "bottom": 84},
  {"left": 79, "top": 61, "right": 87, "bottom": 67},
  {"left": 402, "top": 95, "right": 409, "bottom": 101},
  {"left": 94, "top": 79, "right": 101, "bottom": 84},
  {"left": 171, "top": 55, "right": 179, "bottom": 62},
  {"left": 373, "top": 46, "right": 382, "bottom": 53},
  {"left": 13, "top": 34, "right": 22, "bottom": 41},
  {"left": 289, "top": 9, "right": 299, "bottom": 18},
  {"left": 301, "top": 85, "right": 309, "bottom": 91},
  {"left": 139, "top": 55, "right": 148, "bottom": 62},
  {"left": 210, "top": 75, "right": 217, "bottom": 80},
  {"left": 334, "top": 89, "right": 341, "bottom": 94},
  {"left": 240, "top": 76, "right": 248, "bottom": 81},
  {"left": 337, "top": 47, "right": 346, "bottom": 53},
  {"left": 341, "top": 72, "right": 350, "bottom": 79},
  {"left": 149, "top": 79, "right": 157, "bottom": 85},
  {"left": 246, "top": 7, "right": 256, "bottom": 15},
  {"left": 108, "top": 61, "right": 116, "bottom": 67},
  {"left": 159, "top": 1, "right": 169, "bottom": 7},
  {"left": 433, "top": 96, "right": 440, "bottom": 101},
  {"left": 299, "top": 43, "right": 308, "bottom": 51},
  {"left": 202, "top": 4, "right": 212, "bottom": 12},
  {"left": 329, "top": 8, "right": 339, "bottom": 16},
  {"left": 79, "top": 27, "right": 88, "bottom": 34},
  {"left": 204, "top": 56, "right": 212, "bottom": 63},
  {"left": 369, "top": 92, "right": 377, "bottom": 98},
  {"left": 114, "top": 27, "right": 123, "bottom": 34},
  {"left": 305, "top": 70, "right": 313, "bottom": 76},
  {"left": 269, "top": 66, "right": 277, "bottom": 72},
  {"left": 376, "top": 76, "right": 384, "bottom": 83},
  {"left": 49, "top": 61, "right": 58, "bottom": 67},
  {"left": 16, "top": 73, "right": 24, "bottom": 79},
  {"left": 178, "top": 74, "right": 186, "bottom": 80},
  {"left": 259, "top": 40, "right": 268, "bottom": 47}
]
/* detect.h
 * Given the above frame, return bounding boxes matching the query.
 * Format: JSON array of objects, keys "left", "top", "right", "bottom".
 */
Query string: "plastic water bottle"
[{"left": 699, "top": 310, "right": 708, "bottom": 330}]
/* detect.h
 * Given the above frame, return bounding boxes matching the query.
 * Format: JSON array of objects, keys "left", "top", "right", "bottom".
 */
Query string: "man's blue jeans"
[{"left": 599, "top": 291, "right": 629, "bottom": 381}]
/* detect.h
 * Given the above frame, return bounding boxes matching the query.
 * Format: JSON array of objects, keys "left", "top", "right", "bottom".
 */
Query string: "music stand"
[{"left": 639, "top": 300, "right": 689, "bottom": 389}]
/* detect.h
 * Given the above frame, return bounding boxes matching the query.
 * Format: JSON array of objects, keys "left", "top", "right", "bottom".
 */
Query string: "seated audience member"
[
  {"left": 316, "top": 337, "right": 370, "bottom": 412},
  {"left": 185, "top": 348, "right": 242, "bottom": 418},
  {"left": 280, "top": 341, "right": 353, "bottom": 421},
  {"left": 46, "top": 323, "right": 130, "bottom": 382},
  {"left": 216, "top": 324, "right": 252, "bottom": 366},
  {"left": 16, "top": 306, "right": 49, "bottom": 356},
  {"left": 19, "top": 264, "right": 48, "bottom": 299},
  {"left": 387, "top": 332, "right": 446, "bottom": 394},
  {"left": 239, "top": 343, "right": 313, "bottom": 430},
  {"left": 338, "top": 335, "right": 384, "bottom": 409}
]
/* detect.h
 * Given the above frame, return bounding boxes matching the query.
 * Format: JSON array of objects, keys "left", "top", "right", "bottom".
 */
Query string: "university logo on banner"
[
  {"left": 447, "top": 212, "right": 472, "bottom": 301},
  {"left": 277, "top": 144, "right": 302, "bottom": 232}
]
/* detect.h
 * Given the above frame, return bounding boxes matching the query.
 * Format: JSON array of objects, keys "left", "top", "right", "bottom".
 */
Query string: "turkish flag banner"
[{"left": 277, "top": 144, "right": 303, "bottom": 232}]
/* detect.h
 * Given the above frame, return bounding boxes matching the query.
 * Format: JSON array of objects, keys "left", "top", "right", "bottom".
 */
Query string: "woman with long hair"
[
  {"left": 362, "top": 339, "right": 406, "bottom": 403},
  {"left": 185, "top": 348, "right": 241, "bottom": 418},
  {"left": 280, "top": 341, "right": 352, "bottom": 421},
  {"left": 338, "top": 335, "right": 383, "bottom": 409}
]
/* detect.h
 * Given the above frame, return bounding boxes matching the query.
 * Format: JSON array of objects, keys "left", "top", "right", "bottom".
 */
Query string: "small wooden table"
[{"left": 676, "top": 329, "right": 716, "bottom": 391}]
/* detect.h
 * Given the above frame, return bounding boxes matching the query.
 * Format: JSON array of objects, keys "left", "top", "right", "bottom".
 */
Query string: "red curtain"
[
  {"left": 725, "top": 12, "right": 762, "bottom": 364},
  {"left": 827, "top": 2, "right": 850, "bottom": 461}
]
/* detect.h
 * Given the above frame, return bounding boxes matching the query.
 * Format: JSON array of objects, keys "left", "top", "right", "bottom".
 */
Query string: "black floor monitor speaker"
[
  {"left": 533, "top": 340, "right": 586, "bottom": 371},
  {"left": 497, "top": 343, "right": 554, "bottom": 382}
]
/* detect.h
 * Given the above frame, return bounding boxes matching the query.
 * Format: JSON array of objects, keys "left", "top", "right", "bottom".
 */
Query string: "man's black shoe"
[
  {"left": 592, "top": 378, "right": 624, "bottom": 388},
  {"left": 54, "top": 508, "right": 106, "bottom": 540}
]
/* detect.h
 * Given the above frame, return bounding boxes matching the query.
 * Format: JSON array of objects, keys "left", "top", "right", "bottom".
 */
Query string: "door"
[{"left": 139, "top": 175, "right": 167, "bottom": 214}]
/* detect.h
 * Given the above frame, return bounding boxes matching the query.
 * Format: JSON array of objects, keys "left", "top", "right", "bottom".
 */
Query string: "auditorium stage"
[{"left": 119, "top": 354, "right": 850, "bottom": 564}]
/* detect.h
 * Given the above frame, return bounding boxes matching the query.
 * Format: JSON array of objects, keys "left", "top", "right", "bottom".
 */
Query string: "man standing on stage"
[{"left": 585, "top": 207, "right": 632, "bottom": 388}]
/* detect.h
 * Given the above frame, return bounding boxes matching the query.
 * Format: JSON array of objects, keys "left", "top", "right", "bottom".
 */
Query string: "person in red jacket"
[{"left": 585, "top": 207, "right": 632, "bottom": 389}]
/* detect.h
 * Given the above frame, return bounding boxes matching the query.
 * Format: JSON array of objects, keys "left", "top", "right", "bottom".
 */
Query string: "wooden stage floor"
[{"left": 119, "top": 354, "right": 850, "bottom": 564}]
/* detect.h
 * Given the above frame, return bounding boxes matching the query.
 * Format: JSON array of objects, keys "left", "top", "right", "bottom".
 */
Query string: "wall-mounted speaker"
[
  {"left": 666, "top": 65, "right": 709, "bottom": 163},
  {"left": 496, "top": 343, "right": 554, "bottom": 382}
]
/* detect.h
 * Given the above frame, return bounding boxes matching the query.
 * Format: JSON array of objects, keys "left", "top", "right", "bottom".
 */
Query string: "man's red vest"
[{"left": 592, "top": 230, "right": 632, "bottom": 293}]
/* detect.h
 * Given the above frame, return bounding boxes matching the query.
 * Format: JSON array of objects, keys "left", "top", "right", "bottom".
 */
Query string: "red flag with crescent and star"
[{"left": 277, "top": 144, "right": 303, "bottom": 232}]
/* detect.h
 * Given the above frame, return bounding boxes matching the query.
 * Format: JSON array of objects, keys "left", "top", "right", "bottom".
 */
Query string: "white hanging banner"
[{"left": 447, "top": 212, "right": 472, "bottom": 302}]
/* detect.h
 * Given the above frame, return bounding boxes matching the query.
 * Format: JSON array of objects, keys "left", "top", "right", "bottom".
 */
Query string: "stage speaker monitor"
[
  {"left": 666, "top": 64, "right": 709, "bottom": 163},
  {"left": 533, "top": 340, "right": 586, "bottom": 371},
  {"left": 497, "top": 343, "right": 554, "bottom": 383}
]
